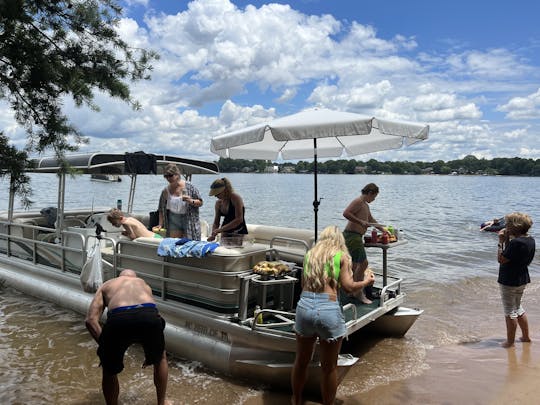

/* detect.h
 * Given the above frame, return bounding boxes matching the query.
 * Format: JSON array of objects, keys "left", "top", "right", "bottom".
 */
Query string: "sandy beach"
[
  {"left": 350, "top": 337, "right": 539, "bottom": 405},
  {"left": 244, "top": 312, "right": 540, "bottom": 405}
]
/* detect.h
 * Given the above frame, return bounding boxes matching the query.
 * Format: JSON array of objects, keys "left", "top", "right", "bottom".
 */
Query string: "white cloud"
[
  {"left": 308, "top": 80, "right": 393, "bottom": 110},
  {"left": 446, "top": 49, "right": 531, "bottom": 79},
  {"left": 0, "top": 101, "right": 25, "bottom": 142},
  {"left": 503, "top": 128, "right": 528, "bottom": 139},
  {"left": 275, "top": 88, "right": 297, "bottom": 103},
  {"left": 124, "top": 0, "right": 149, "bottom": 7},
  {"left": 497, "top": 88, "right": 540, "bottom": 119},
  {"left": 519, "top": 146, "right": 540, "bottom": 157},
  {"left": 2, "top": 0, "right": 540, "bottom": 161}
]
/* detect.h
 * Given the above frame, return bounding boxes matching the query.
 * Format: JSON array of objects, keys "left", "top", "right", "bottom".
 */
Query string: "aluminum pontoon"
[{"left": 0, "top": 152, "right": 421, "bottom": 392}]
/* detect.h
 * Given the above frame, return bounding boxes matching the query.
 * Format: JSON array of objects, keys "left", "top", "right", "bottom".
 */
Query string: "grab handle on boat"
[
  {"left": 270, "top": 236, "right": 311, "bottom": 251},
  {"left": 342, "top": 303, "right": 357, "bottom": 321},
  {"left": 379, "top": 278, "right": 402, "bottom": 305},
  {"left": 250, "top": 308, "right": 296, "bottom": 330}
]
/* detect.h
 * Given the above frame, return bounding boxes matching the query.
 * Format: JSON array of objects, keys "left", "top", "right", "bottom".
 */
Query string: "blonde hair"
[
  {"left": 505, "top": 212, "right": 533, "bottom": 236},
  {"left": 107, "top": 208, "right": 123, "bottom": 224},
  {"left": 164, "top": 163, "right": 181, "bottom": 176},
  {"left": 303, "top": 225, "right": 351, "bottom": 292}
]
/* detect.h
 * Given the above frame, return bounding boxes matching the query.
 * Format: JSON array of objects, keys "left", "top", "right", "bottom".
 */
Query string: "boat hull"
[
  {"left": 363, "top": 306, "right": 424, "bottom": 337},
  {"left": 0, "top": 204, "right": 420, "bottom": 393},
  {"left": 0, "top": 255, "right": 356, "bottom": 391}
]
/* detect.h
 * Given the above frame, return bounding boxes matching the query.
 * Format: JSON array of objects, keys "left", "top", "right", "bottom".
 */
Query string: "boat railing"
[
  {"left": 379, "top": 277, "right": 402, "bottom": 305},
  {"left": 114, "top": 239, "right": 256, "bottom": 311},
  {"left": 268, "top": 236, "right": 310, "bottom": 263},
  {"left": 249, "top": 308, "right": 296, "bottom": 331},
  {"left": 122, "top": 265, "right": 243, "bottom": 296},
  {"left": 238, "top": 267, "right": 300, "bottom": 322},
  {"left": 342, "top": 275, "right": 404, "bottom": 330},
  {"left": 238, "top": 273, "right": 260, "bottom": 320},
  {"left": 1, "top": 220, "right": 52, "bottom": 261},
  {"left": 342, "top": 303, "right": 357, "bottom": 320},
  {"left": 0, "top": 220, "right": 89, "bottom": 273},
  {"left": 269, "top": 236, "right": 310, "bottom": 252}
]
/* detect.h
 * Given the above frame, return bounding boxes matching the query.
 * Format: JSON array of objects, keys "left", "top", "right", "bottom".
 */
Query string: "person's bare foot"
[
  {"left": 501, "top": 341, "right": 515, "bottom": 348},
  {"left": 519, "top": 336, "right": 532, "bottom": 343},
  {"left": 356, "top": 289, "right": 372, "bottom": 305},
  {"left": 360, "top": 297, "right": 372, "bottom": 304}
]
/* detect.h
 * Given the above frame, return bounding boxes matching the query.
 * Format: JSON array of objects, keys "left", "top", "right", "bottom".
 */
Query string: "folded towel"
[
  {"left": 157, "top": 238, "right": 178, "bottom": 256},
  {"left": 158, "top": 238, "right": 219, "bottom": 258}
]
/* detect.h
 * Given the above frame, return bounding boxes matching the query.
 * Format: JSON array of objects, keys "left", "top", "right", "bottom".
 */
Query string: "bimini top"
[{"left": 29, "top": 152, "right": 219, "bottom": 176}]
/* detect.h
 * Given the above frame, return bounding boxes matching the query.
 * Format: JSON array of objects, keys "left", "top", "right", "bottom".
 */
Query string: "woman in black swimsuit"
[{"left": 207, "top": 177, "right": 248, "bottom": 242}]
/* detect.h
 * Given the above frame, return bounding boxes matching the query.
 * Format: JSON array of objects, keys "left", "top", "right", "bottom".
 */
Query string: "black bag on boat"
[
  {"left": 124, "top": 151, "right": 157, "bottom": 174},
  {"left": 148, "top": 210, "right": 159, "bottom": 230}
]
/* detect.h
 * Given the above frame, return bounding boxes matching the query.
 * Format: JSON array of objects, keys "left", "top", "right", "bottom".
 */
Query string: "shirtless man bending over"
[
  {"left": 85, "top": 269, "right": 170, "bottom": 405},
  {"left": 107, "top": 208, "right": 162, "bottom": 240},
  {"left": 342, "top": 183, "right": 386, "bottom": 304}
]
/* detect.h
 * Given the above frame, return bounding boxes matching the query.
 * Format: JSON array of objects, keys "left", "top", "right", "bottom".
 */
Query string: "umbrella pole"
[{"left": 313, "top": 138, "right": 319, "bottom": 242}]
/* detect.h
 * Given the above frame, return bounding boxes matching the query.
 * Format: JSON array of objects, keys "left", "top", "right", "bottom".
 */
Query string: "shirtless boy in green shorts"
[{"left": 342, "top": 183, "right": 386, "bottom": 304}]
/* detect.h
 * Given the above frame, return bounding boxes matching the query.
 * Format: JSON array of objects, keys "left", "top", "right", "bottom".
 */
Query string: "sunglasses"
[{"left": 164, "top": 174, "right": 174, "bottom": 178}]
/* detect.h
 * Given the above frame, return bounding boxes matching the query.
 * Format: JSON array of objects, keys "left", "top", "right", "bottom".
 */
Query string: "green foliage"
[
  {"left": 216, "top": 156, "right": 540, "bottom": 177},
  {"left": 0, "top": 0, "right": 158, "bottom": 202},
  {"left": 0, "top": 133, "right": 32, "bottom": 207}
]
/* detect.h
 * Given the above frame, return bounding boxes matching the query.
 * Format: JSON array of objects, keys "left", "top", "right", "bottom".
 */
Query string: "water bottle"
[
  {"left": 117, "top": 199, "right": 122, "bottom": 210},
  {"left": 255, "top": 305, "right": 263, "bottom": 324}
]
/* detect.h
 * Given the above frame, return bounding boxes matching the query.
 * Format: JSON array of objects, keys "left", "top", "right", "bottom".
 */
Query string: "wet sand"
[
  {"left": 243, "top": 334, "right": 540, "bottom": 405},
  {"left": 348, "top": 338, "right": 538, "bottom": 405}
]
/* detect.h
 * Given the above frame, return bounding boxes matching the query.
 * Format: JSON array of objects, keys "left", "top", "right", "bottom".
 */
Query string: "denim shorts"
[
  {"left": 167, "top": 212, "right": 187, "bottom": 232},
  {"left": 294, "top": 291, "right": 346, "bottom": 342}
]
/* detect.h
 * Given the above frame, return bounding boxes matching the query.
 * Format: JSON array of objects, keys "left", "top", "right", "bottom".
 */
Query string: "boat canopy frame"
[{"left": 7, "top": 152, "right": 219, "bottom": 238}]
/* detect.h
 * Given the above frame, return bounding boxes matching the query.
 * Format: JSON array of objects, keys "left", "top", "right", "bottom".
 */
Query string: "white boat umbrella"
[{"left": 211, "top": 108, "right": 429, "bottom": 240}]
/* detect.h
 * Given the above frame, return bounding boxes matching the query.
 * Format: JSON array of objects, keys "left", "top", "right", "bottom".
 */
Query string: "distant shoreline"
[{"left": 216, "top": 155, "right": 540, "bottom": 177}]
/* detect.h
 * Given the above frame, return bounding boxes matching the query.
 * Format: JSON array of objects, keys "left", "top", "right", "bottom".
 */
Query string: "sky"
[{"left": 3, "top": 0, "right": 540, "bottom": 162}]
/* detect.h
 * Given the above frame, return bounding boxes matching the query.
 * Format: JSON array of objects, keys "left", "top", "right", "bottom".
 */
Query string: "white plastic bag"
[{"left": 80, "top": 238, "right": 103, "bottom": 293}]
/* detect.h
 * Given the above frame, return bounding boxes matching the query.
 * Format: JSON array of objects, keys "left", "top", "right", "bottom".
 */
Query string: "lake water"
[{"left": 1, "top": 173, "right": 539, "bottom": 404}]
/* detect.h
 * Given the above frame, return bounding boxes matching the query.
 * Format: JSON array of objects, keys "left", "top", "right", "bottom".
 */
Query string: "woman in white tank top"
[{"left": 156, "top": 164, "right": 204, "bottom": 239}]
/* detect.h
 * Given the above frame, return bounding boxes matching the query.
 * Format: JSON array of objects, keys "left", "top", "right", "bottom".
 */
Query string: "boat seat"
[
  {"left": 11, "top": 217, "right": 42, "bottom": 239},
  {"left": 246, "top": 224, "right": 314, "bottom": 264},
  {"left": 56, "top": 217, "right": 86, "bottom": 228},
  {"left": 117, "top": 237, "right": 267, "bottom": 310},
  {"left": 131, "top": 236, "right": 266, "bottom": 256}
]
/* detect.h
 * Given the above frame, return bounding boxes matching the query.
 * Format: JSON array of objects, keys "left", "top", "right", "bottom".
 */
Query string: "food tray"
[{"left": 252, "top": 260, "right": 294, "bottom": 279}]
